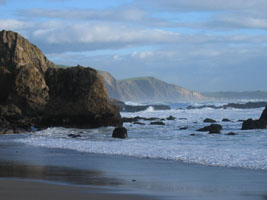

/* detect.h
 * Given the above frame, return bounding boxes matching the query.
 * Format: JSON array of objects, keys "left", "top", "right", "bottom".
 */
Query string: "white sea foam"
[{"left": 13, "top": 105, "right": 267, "bottom": 170}]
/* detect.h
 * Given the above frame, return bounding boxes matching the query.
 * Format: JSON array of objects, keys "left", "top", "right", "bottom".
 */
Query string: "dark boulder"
[
  {"left": 112, "top": 127, "right": 128, "bottom": 139},
  {"left": 68, "top": 134, "right": 81, "bottom": 138},
  {"left": 179, "top": 126, "right": 188, "bottom": 130},
  {"left": 222, "top": 118, "right": 231, "bottom": 122},
  {"left": 197, "top": 124, "right": 222, "bottom": 134},
  {"left": 150, "top": 121, "right": 165, "bottom": 125},
  {"left": 203, "top": 118, "right": 216, "bottom": 123},
  {"left": 166, "top": 115, "right": 176, "bottom": 120},
  {"left": 133, "top": 122, "right": 145, "bottom": 125},
  {"left": 226, "top": 132, "right": 237, "bottom": 136}
]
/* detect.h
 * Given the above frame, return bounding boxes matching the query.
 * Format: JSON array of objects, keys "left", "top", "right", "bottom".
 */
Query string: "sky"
[{"left": 0, "top": 0, "right": 267, "bottom": 92}]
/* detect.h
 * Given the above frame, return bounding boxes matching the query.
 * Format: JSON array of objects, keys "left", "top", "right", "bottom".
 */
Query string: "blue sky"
[{"left": 1, "top": 0, "right": 267, "bottom": 92}]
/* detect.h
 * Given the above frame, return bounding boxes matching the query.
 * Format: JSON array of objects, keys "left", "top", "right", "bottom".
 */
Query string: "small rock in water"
[
  {"left": 222, "top": 118, "right": 231, "bottom": 122},
  {"left": 150, "top": 121, "right": 165, "bottom": 126},
  {"left": 166, "top": 115, "right": 176, "bottom": 120},
  {"left": 133, "top": 122, "right": 145, "bottom": 125},
  {"left": 68, "top": 134, "right": 81, "bottom": 138},
  {"left": 112, "top": 127, "right": 128, "bottom": 139},
  {"left": 179, "top": 127, "right": 188, "bottom": 130},
  {"left": 226, "top": 132, "right": 237, "bottom": 136},
  {"left": 190, "top": 133, "right": 195, "bottom": 136},
  {"left": 203, "top": 118, "right": 216, "bottom": 123},
  {"left": 178, "top": 118, "right": 187, "bottom": 120}
]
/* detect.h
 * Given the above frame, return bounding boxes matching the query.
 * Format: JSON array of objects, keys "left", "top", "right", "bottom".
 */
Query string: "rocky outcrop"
[
  {"left": 197, "top": 124, "right": 222, "bottom": 134},
  {"left": 242, "top": 106, "right": 267, "bottom": 130},
  {"left": 260, "top": 106, "right": 267, "bottom": 121},
  {"left": 40, "top": 66, "right": 121, "bottom": 128},
  {"left": 0, "top": 30, "right": 121, "bottom": 132}
]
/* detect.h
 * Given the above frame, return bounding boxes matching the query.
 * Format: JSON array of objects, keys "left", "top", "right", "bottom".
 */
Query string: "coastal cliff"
[
  {"left": 0, "top": 30, "right": 121, "bottom": 133},
  {"left": 99, "top": 71, "right": 205, "bottom": 102}
]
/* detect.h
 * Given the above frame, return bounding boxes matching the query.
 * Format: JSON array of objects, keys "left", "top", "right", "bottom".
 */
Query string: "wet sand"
[
  {"left": 0, "top": 139, "right": 267, "bottom": 200},
  {"left": 0, "top": 179, "right": 153, "bottom": 200}
]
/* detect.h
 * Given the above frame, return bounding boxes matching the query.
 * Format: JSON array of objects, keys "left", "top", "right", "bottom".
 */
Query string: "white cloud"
[
  {"left": 28, "top": 21, "right": 181, "bottom": 52},
  {"left": 0, "top": 19, "right": 33, "bottom": 30},
  {"left": 210, "top": 14, "right": 267, "bottom": 30},
  {"left": 18, "top": 7, "right": 146, "bottom": 21},
  {"left": 136, "top": 0, "right": 267, "bottom": 12}
]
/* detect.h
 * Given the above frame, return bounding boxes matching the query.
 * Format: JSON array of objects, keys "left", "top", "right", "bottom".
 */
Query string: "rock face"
[
  {"left": 41, "top": 66, "right": 121, "bottom": 128},
  {"left": 0, "top": 30, "right": 121, "bottom": 132},
  {"left": 0, "top": 30, "right": 56, "bottom": 115},
  {"left": 112, "top": 127, "right": 128, "bottom": 139},
  {"left": 242, "top": 106, "right": 267, "bottom": 130},
  {"left": 98, "top": 71, "right": 206, "bottom": 102}
]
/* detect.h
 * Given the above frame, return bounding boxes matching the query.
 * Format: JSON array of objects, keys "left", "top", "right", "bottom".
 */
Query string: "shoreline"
[{"left": 0, "top": 139, "right": 267, "bottom": 199}]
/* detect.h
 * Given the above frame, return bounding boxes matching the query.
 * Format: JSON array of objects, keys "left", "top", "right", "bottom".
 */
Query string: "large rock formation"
[
  {"left": 98, "top": 71, "right": 206, "bottom": 102},
  {"left": 41, "top": 66, "right": 121, "bottom": 128},
  {"left": 0, "top": 30, "right": 121, "bottom": 133},
  {"left": 242, "top": 106, "right": 267, "bottom": 130}
]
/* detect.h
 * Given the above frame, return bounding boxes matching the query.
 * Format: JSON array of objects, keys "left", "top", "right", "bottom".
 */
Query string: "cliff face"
[
  {"left": 42, "top": 66, "right": 121, "bottom": 128},
  {"left": 98, "top": 71, "right": 205, "bottom": 102},
  {"left": 0, "top": 30, "right": 121, "bottom": 132},
  {"left": 0, "top": 30, "right": 56, "bottom": 115}
]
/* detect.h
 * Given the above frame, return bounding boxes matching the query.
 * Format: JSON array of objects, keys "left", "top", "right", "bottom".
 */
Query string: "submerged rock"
[
  {"left": 112, "top": 127, "right": 128, "bottom": 139},
  {"left": 166, "top": 115, "right": 176, "bottom": 120},
  {"left": 133, "top": 122, "right": 145, "bottom": 125},
  {"left": 68, "top": 134, "right": 81, "bottom": 138},
  {"left": 222, "top": 118, "right": 231, "bottom": 122},
  {"left": 226, "top": 132, "right": 237, "bottom": 136},
  {"left": 197, "top": 124, "right": 222, "bottom": 134},
  {"left": 150, "top": 121, "right": 165, "bottom": 125},
  {"left": 0, "top": 30, "right": 121, "bottom": 132},
  {"left": 179, "top": 126, "right": 188, "bottom": 130}
]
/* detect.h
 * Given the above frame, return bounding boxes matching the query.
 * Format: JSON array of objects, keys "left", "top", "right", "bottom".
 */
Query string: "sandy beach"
[
  {"left": 0, "top": 179, "right": 155, "bottom": 200},
  {"left": 0, "top": 139, "right": 267, "bottom": 200}
]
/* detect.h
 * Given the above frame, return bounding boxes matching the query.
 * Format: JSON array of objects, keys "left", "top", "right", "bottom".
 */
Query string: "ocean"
[{"left": 3, "top": 100, "right": 267, "bottom": 171}]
